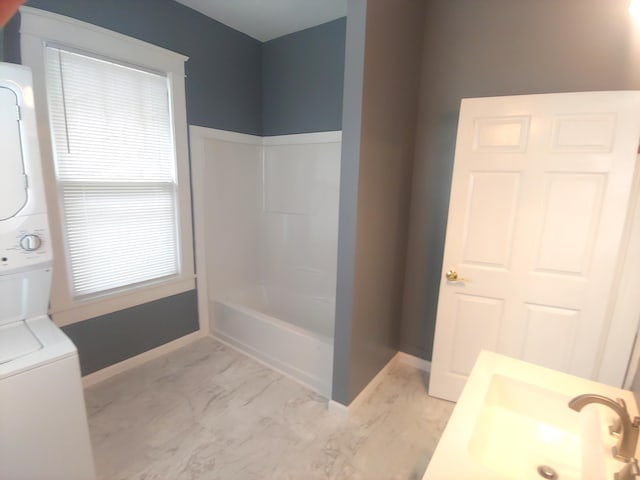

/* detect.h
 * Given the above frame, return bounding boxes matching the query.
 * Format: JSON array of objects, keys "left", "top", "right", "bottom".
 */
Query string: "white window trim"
[{"left": 19, "top": 6, "right": 195, "bottom": 326}]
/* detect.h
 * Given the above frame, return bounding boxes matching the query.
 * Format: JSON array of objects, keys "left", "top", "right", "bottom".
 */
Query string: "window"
[
  {"left": 45, "top": 47, "right": 180, "bottom": 297},
  {"left": 20, "top": 7, "right": 194, "bottom": 325}
]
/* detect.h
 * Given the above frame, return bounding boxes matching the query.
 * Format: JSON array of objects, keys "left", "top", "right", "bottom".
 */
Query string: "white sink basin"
[
  {"left": 423, "top": 351, "right": 636, "bottom": 480},
  {"left": 469, "top": 375, "right": 605, "bottom": 479}
]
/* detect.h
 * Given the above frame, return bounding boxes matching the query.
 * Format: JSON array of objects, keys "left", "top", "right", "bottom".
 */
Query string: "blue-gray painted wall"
[
  {"left": 332, "top": 0, "right": 366, "bottom": 406},
  {"left": 24, "top": 0, "right": 263, "bottom": 134},
  {"left": 333, "top": 0, "right": 425, "bottom": 405},
  {"left": 10, "top": 0, "right": 264, "bottom": 374},
  {"left": 63, "top": 290, "right": 198, "bottom": 375},
  {"left": 6, "top": 2, "right": 346, "bottom": 375},
  {"left": 262, "top": 18, "right": 346, "bottom": 136},
  {"left": 401, "top": 0, "right": 640, "bottom": 363}
]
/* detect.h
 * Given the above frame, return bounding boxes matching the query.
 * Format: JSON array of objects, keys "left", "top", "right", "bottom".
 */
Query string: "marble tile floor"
[{"left": 84, "top": 337, "right": 455, "bottom": 480}]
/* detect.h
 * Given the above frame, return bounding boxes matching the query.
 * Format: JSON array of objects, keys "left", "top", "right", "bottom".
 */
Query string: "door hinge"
[
  {"left": 16, "top": 105, "right": 21, "bottom": 121},
  {"left": 23, "top": 174, "right": 28, "bottom": 189}
]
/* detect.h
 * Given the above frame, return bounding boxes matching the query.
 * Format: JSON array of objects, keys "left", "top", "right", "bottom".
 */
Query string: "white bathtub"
[{"left": 211, "top": 286, "right": 334, "bottom": 397}]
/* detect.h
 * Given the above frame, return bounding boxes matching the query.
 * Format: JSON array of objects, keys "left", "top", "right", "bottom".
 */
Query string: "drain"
[{"left": 537, "top": 465, "right": 558, "bottom": 480}]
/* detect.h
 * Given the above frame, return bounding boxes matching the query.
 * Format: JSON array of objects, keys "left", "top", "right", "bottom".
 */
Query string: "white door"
[{"left": 429, "top": 92, "right": 640, "bottom": 402}]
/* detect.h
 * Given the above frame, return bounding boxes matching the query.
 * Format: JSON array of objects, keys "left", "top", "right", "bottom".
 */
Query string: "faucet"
[{"left": 568, "top": 394, "right": 640, "bottom": 462}]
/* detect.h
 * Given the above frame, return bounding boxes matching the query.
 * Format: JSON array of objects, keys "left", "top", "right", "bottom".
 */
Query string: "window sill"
[{"left": 50, "top": 275, "right": 196, "bottom": 327}]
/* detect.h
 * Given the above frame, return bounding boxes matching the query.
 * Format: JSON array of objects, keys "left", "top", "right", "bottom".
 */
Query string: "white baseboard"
[
  {"left": 327, "top": 350, "right": 431, "bottom": 418},
  {"left": 81, "top": 330, "right": 203, "bottom": 388},
  {"left": 327, "top": 399, "right": 349, "bottom": 418},
  {"left": 396, "top": 351, "right": 431, "bottom": 372},
  {"left": 327, "top": 351, "right": 399, "bottom": 418}
]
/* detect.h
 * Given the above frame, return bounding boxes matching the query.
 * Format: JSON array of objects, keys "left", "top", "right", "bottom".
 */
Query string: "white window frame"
[{"left": 19, "top": 6, "right": 195, "bottom": 326}]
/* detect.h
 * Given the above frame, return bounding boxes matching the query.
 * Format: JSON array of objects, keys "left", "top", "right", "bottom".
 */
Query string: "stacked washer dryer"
[{"left": 0, "top": 63, "right": 96, "bottom": 479}]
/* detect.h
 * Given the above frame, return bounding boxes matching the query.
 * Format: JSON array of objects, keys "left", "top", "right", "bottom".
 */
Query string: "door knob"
[{"left": 446, "top": 270, "right": 467, "bottom": 282}]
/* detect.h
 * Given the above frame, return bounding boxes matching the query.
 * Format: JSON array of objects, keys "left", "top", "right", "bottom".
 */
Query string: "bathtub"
[{"left": 211, "top": 286, "right": 334, "bottom": 397}]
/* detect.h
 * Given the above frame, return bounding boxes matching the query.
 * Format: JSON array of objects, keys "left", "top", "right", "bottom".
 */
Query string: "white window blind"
[{"left": 44, "top": 46, "right": 180, "bottom": 298}]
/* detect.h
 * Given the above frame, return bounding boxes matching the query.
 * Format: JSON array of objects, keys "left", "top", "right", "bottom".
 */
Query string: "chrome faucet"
[{"left": 568, "top": 394, "right": 640, "bottom": 461}]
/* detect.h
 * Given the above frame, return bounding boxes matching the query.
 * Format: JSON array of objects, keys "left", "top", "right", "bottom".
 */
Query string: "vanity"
[{"left": 423, "top": 351, "right": 640, "bottom": 480}]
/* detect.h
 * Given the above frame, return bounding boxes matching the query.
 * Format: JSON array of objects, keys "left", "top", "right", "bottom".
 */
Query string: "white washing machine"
[{"left": 0, "top": 62, "right": 97, "bottom": 480}]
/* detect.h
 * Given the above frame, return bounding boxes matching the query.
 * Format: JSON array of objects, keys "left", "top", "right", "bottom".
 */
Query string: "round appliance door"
[{"left": 0, "top": 85, "right": 28, "bottom": 220}]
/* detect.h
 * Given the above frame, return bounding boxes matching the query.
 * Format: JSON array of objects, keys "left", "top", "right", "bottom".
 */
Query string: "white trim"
[
  {"left": 326, "top": 351, "right": 432, "bottom": 418},
  {"left": 19, "top": 7, "right": 188, "bottom": 71},
  {"left": 327, "top": 352, "right": 399, "bottom": 417},
  {"left": 262, "top": 131, "right": 342, "bottom": 145},
  {"left": 190, "top": 126, "right": 262, "bottom": 145},
  {"left": 396, "top": 351, "right": 432, "bottom": 372},
  {"left": 189, "top": 128, "right": 210, "bottom": 336},
  {"left": 81, "top": 330, "right": 203, "bottom": 388},
  {"left": 189, "top": 126, "right": 341, "bottom": 147},
  {"left": 20, "top": 7, "right": 195, "bottom": 326},
  {"left": 602, "top": 156, "right": 640, "bottom": 387},
  {"left": 52, "top": 277, "right": 195, "bottom": 327},
  {"left": 625, "top": 330, "right": 640, "bottom": 390},
  {"left": 346, "top": 352, "right": 399, "bottom": 412},
  {"left": 327, "top": 399, "right": 349, "bottom": 418},
  {"left": 188, "top": 126, "right": 263, "bottom": 336}
]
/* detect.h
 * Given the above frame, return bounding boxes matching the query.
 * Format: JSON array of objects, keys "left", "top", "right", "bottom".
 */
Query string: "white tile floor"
[{"left": 84, "top": 337, "right": 454, "bottom": 480}]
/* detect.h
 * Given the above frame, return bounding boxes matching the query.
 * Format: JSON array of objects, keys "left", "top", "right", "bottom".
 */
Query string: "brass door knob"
[{"left": 446, "top": 270, "right": 467, "bottom": 282}]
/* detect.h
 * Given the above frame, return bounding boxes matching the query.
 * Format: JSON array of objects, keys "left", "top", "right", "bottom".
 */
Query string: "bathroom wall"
[
  {"left": 204, "top": 135, "right": 262, "bottom": 301},
  {"left": 333, "top": 0, "right": 426, "bottom": 405},
  {"left": 262, "top": 18, "right": 346, "bottom": 136},
  {"left": 402, "top": 0, "right": 640, "bottom": 361},
  {"left": 203, "top": 131, "right": 341, "bottom": 324},
  {"left": 22, "top": 0, "right": 262, "bottom": 134},
  {"left": 1, "top": 13, "right": 19, "bottom": 62},
  {"left": 262, "top": 136, "right": 341, "bottom": 316},
  {"left": 8, "top": 0, "right": 262, "bottom": 374},
  {"left": 62, "top": 291, "right": 197, "bottom": 375},
  {"left": 6, "top": 0, "right": 349, "bottom": 377}
]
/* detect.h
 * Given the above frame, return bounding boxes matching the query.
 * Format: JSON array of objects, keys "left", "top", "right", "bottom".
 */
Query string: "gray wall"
[
  {"left": 63, "top": 291, "right": 198, "bottom": 375},
  {"left": 23, "top": 0, "right": 262, "bottom": 134},
  {"left": 401, "top": 0, "right": 640, "bottom": 361},
  {"left": 1, "top": 13, "right": 20, "bottom": 62},
  {"left": 262, "top": 18, "right": 346, "bottom": 136},
  {"left": 333, "top": 0, "right": 425, "bottom": 405},
  {"left": 8, "top": 0, "right": 263, "bottom": 373},
  {"left": 6, "top": 2, "right": 350, "bottom": 377}
]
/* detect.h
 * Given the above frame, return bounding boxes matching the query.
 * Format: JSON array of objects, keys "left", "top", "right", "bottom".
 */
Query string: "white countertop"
[{"left": 423, "top": 350, "right": 638, "bottom": 480}]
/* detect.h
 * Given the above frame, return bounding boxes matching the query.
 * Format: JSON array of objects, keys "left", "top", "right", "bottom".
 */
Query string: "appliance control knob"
[{"left": 20, "top": 234, "right": 42, "bottom": 251}]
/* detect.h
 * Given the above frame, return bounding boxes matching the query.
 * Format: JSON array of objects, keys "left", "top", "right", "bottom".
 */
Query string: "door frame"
[{"left": 604, "top": 154, "right": 640, "bottom": 387}]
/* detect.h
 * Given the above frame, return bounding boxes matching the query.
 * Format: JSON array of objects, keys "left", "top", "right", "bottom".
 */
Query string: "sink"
[
  {"left": 423, "top": 351, "right": 636, "bottom": 480},
  {"left": 468, "top": 375, "right": 606, "bottom": 480}
]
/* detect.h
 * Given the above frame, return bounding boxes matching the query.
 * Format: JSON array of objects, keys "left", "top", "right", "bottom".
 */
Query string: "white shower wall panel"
[
  {"left": 203, "top": 138, "right": 262, "bottom": 298},
  {"left": 197, "top": 129, "right": 341, "bottom": 397},
  {"left": 262, "top": 140, "right": 341, "bottom": 305},
  {"left": 220, "top": 284, "right": 334, "bottom": 338}
]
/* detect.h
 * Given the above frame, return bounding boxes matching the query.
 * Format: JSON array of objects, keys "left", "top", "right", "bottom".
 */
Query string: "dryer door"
[{"left": 0, "top": 85, "right": 28, "bottom": 220}]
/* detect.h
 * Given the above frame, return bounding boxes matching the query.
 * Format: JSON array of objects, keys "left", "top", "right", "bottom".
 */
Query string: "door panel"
[
  {"left": 429, "top": 92, "right": 640, "bottom": 402},
  {"left": 473, "top": 116, "right": 530, "bottom": 152},
  {"left": 535, "top": 174, "right": 604, "bottom": 275},
  {"left": 450, "top": 294, "right": 503, "bottom": 377},
  {"left": 462, "top": 173, "right": 520, "bottom": 268},
  {"left": 521, "top": 304, "right": 580, "bottom": 371},
  {"left": 551, "top": 114, "right": 616, "bottom": 152}
]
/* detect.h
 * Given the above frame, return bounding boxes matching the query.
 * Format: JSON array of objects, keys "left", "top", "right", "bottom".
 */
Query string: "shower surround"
[{"left": 191, "top": 127, "right": 341, "bottom": 397}]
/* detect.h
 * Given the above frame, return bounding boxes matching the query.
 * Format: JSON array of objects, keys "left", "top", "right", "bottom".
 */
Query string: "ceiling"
[{"left": 174, "top": 0, "right": 347, "bottom": 42}]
